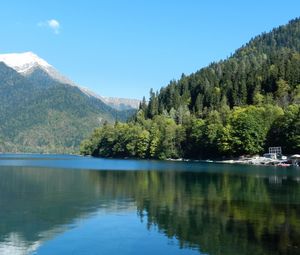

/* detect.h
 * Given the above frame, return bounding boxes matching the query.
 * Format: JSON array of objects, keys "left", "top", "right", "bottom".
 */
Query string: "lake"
[{"left": 0, "top": 154, "right": 299, "bottom": 255}]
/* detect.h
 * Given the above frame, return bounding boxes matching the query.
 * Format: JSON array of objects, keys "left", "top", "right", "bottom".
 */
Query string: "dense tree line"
[
  {"left": 81, "top": 18, "right": 300, "bottom": 159},
  {"left": 81, "top": 104, "right": 299, "bottom": 159}
]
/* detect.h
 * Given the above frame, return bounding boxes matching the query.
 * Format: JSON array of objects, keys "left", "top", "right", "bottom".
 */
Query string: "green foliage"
[
  {"left": 229, "top": 107, "right": 269, "bottom": 155},
  {"left": 267, "top": 104, "right": 300, "bottom": 154},
  {"left": 81, "top": 104, "right": 288, "bottom": 159},
  {"left": 82, "top": 18, "right": 300, "bottom": 159},
  {"left": 81, "top": 113, "right": 186, "bottom": 159},
  {"left": 0, "top": 64, "right": 134, "bottom": 153},
  {"left": 143, "top": 19, "right": 300, "bottom": 115}
]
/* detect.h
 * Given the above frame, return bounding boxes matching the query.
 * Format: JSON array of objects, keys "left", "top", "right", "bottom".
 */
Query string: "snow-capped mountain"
[
  {"left": 0, "top": 52, "right": 136, "bottom": 153},
  {"left": 0, "top": 52, "right": 76, "bottom": 86},
  {"left": 79, "top": 87, "right": 140, "bottom": 110},
  {"left": 101, "top": 97, "right": 140, "bottom": 110},
  {"left": 0, "top": 52, "right": 50, "bottom": 73},
  {"left": 0, "top": 52, "right": 140, "bottom": 109}
]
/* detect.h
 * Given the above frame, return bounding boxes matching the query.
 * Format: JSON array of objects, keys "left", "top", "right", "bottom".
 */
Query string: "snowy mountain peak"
[
  {"left": 0, "top": 52, "right": 51, "bottom": 74},
  {"left": 0, "top": 51, "right": 77, "bottom": 86},
  {"left": 0, "top": 51, "right": 140, "bottom": 110}
]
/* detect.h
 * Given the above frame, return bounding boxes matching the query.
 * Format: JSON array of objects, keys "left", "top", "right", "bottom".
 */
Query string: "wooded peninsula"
[{"left": 80, "top": 18, "right": 300, "bottom": 160}]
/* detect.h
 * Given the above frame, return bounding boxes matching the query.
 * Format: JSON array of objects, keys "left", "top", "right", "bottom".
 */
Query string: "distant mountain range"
[
  {"left": 0, "top": 52, "right": 138, "bottom": 153},
  {"left": 100, "top": 97, "right": 141, "bottom": 111},
  {"left": 77, "top": 86, "right": 140, "bottom": 111}
]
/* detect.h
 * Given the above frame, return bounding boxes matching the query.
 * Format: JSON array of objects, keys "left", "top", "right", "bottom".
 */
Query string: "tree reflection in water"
[
  {"left": 89, "top": 170, "right": 300, "bottom": 255},
  {"left": 0, "top": 166, "right": 299, "bottom": 255}
]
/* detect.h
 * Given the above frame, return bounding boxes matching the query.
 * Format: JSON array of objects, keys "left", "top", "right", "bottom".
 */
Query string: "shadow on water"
[{"left": 0, "top": 155, "right": 300, "bottom": 254}]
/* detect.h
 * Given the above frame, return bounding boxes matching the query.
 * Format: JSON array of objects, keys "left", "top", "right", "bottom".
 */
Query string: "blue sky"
[{"left": 1, "top": 1, "right": 299, "bottom": 99}]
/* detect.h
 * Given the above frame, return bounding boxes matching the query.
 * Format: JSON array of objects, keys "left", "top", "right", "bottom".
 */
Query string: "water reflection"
[
  {"left": 90, "top": 171, "right": 300, "bottom": 254},
  {"left": 0, "top": 163, "right": 299, "bottom": 255},
  {"left": 0, "top": 166, "right": 136, "bottom": 255}
]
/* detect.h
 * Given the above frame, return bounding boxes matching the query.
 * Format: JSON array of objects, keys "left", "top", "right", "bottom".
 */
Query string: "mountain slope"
[
  {"left": 81, "top": 18, "right": 300, "bottom": 159},
  {"left": 150, "top": 18, "right": 300, "bottom": 114},
  {"left": 0, "top": 52, "right": 76, "bottom": 85},
  {"left": 0, "top": 54, "right": 135, "bottom": 153}
]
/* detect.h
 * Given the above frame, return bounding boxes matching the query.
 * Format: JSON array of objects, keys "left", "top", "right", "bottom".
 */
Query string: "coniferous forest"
[{"left": 80, "top": 18, "right": 300, "bottom": 159}]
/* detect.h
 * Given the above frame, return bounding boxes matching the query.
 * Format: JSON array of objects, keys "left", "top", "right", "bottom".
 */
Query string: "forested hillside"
[
  {"left": 81, "top": 18, "right": 300, "bottom": 159},
  {"left": 0, "top": 63, "right": 134, "bottom": 153}
]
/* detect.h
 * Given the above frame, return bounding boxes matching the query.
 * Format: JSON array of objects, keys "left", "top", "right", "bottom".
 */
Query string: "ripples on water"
[{"left": 0, "top": 154, "right": 299, "bottom": 255}]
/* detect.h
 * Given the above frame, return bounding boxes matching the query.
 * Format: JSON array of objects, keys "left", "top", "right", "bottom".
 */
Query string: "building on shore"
[{"left": 263, "top": 147, "right": 284, "bottom": 160}]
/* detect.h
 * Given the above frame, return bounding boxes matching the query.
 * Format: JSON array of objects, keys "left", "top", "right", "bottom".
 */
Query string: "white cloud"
[
  {"left": 38, "top": 19, "right": 61, "bottom": 34},
  {"left": 48, "top": 19, "right": 60, "bottom": 34}
]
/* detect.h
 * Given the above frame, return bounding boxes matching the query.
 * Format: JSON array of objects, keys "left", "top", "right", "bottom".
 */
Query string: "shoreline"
[
  {"left": 167, "top": 156, "right": 299, "bottom": 167},
  {"left": 1, "top": 152, "right": 299, "bottom": 167}
]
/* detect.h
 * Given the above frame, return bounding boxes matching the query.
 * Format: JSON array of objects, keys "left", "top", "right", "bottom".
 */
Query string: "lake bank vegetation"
[
  {"left": 81, "top": 18, "right": 300, "bottom": 159},
  {"left": 80, "top": 104, "right": 299, "bottom": 160}
]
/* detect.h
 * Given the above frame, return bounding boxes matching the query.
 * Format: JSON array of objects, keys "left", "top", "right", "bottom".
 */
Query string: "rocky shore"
[{"left": 218, "top": 156, "right": 299, "bottom": 167}]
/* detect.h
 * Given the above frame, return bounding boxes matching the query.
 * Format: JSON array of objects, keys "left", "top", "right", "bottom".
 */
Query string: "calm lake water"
[{"left": 0, "top": 154, "right": 300, "bottom": 255}]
